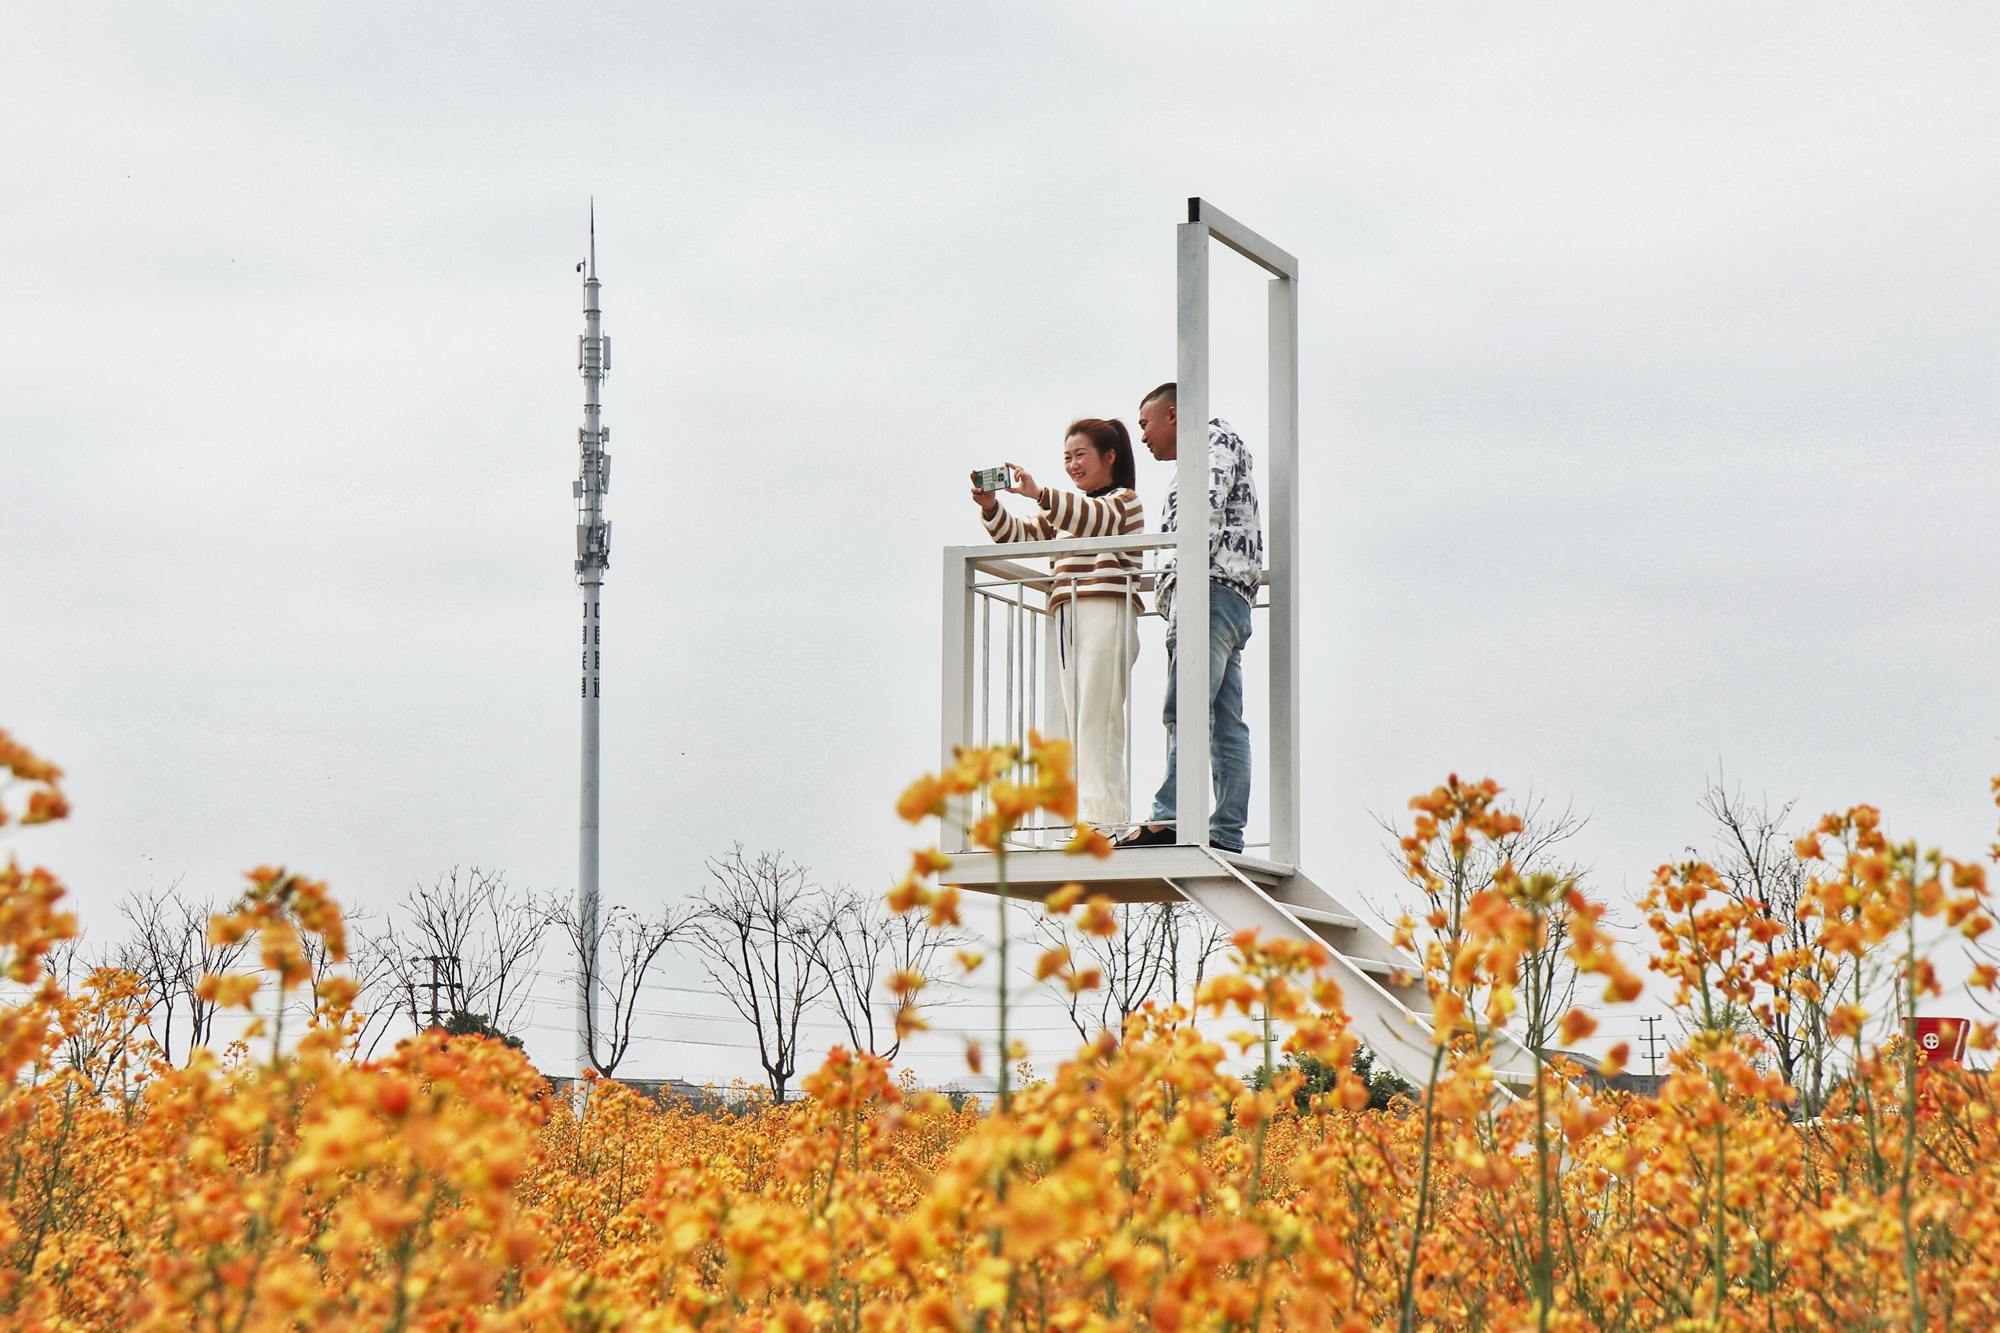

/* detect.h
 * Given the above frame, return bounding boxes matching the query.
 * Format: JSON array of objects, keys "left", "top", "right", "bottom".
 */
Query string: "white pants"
[{"left": 1057, "top": 597, "right": 1140, "bottom": 829}]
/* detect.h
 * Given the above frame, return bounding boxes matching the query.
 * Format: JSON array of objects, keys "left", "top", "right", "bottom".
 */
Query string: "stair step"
[{"left": 1289, "top": 904, "right": 1360, "bottom": 930}]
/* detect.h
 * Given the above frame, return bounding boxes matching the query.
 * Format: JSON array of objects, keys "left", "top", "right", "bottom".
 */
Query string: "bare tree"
[
  {"left": 559, "top": 897, "right": 691, "bottom": 1078},
  {"left": 59, "top": 967, "right": 153, "bottom": 1099},
  {"left": 295, "top": 915, "right": 370, "bottom": 1035},
  {"left": 112, "top": 885, "right": 179, "bottom": 1052},
  {"left": 1034, "top": 902, "right": 1172, "bottom": 1041},
  {"left": 350, "top": 929, "right": 427, "bottom": 1047},
  {"left": 357, "top": 867, "right": 556, "bottom": 1047},
  {"left": 346, "top": 930, "right": 409, "bottom": 1059},
  {"left": 1030, "top": 899, "right": 1237, "bottom": 1042},
  {"left": 1378, "top": 792, "right": 1591, "bottom": 905},
  {"left": 814, "top": 885, "right": 963, "bottom": 1061},
  {"left": 111, "top": 882, "right": 251, "bottom": 1065},
  {"left": 1377, "top": 791, "right": 1596, "bottom": 1051},
  {"left": 693, "top": 847, "right": 834, "bottom": 1103},
  {"left": 182, "top": 898, "right": 252, "bottom": 1056},
  {"left": 1156, "top": 901, "right": 1233, "bottom": 1018},
  {"left": 43, "top": 935, "right": 93, "bottom": 993},
  {"left": 1699, "top": 774, "right": 1847, "bottom": 1114},
  {"left": 1516, "top": 902, "right": 1583, "bottom": 1056}
]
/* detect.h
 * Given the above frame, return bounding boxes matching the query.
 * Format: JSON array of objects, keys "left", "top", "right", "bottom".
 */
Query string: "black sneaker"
[{"left": 1115, "top": 824, "right": 1176, "bottom": 848}]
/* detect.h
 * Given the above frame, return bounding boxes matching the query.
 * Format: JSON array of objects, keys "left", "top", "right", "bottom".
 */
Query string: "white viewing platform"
[{"left": 939, "top": 201, "right": 1535, "bottom": 1089}]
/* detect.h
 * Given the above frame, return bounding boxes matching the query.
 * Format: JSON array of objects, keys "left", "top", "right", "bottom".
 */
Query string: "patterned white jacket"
[{"left": 1155, "top": 418, "right": 1264, "bottom": 627}]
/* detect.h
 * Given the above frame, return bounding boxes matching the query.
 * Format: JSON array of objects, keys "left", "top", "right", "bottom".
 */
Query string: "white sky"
[{"left": 5, "top": 4, "right": 1998, "bottom": 1083}]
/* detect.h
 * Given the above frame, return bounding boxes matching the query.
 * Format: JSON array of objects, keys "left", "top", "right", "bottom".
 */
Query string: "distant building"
[
  {"left": 545, "top": 1076, "right": 742, "bottom": 1113},
  {"left": 1554, "top": 1051, "right": 1664, "bottom": 1098}
]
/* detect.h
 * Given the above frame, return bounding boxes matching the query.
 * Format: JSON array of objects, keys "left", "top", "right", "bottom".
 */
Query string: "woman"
[{"left": 971, "top": 419, "right": 1144, "bottom": 832}]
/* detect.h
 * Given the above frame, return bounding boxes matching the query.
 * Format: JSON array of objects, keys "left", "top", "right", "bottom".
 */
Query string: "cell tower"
[{"left": 573, "top": 205, "right": 611, "bottom": 1073}]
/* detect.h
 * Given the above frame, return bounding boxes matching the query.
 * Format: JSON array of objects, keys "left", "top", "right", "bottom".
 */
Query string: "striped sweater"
[{"left": 982, "top": 486, "right": 1145, "bottom": 609}]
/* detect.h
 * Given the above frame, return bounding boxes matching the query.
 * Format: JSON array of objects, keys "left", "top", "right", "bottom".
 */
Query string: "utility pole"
[
  {"left": 574, "top": 204, "right": 613, "bottom": 1075},
  {"left": 425, "top": 955, "right": 444, "bottom": 1029},
  {"left": 1640, "top": 1014, "right": 1664, "bottom": 1079}
]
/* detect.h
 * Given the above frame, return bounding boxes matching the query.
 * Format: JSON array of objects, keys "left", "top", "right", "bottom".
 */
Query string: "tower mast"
[{"left": 574, "top": 204, "right": 612, "bottom": 1074}]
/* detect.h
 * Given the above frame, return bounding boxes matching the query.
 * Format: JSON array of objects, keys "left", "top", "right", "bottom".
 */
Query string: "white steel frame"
[
  {"left": 1174, "top": 199, "right": 1299, "bottom": 861},
  {"left": 934, "top": 204, "right": 1551, "bottom": 1094},
  {"left": 940, "top": 200, "right": 1300, "bottom": 861}
]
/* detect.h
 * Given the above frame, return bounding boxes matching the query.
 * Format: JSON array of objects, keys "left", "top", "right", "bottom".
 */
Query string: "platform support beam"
[
  {"left": 1267, "top": 266, "right": 1300, "bottom": 865},
  {"left": 941, "top": 545, "right": 976, "bottom": 849},
  {"left": 1173, "top": 221, "right": 1211, "bottom": 848}
]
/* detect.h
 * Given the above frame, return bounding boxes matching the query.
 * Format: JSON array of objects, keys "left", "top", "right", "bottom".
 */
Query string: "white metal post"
[
  {"left": 1174, "top": 221, "right": 1212, "bottom": 848},
  {"left": 1178, "top": 198, "right": 1301, "bottom": 862},
  {"left": 940, "top": 547, "right": 976, "bottom": 850},
  {"left": 1043, "top": 600, "right": 1066, "bottom": 743},
  {"left": 1267, "top": 272, "right": 1300, "bottom": 866}
]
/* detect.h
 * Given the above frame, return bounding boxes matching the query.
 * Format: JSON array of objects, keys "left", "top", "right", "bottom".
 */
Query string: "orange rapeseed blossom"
[{"left": 3, "top": 729, "right": 2000, "bottom": 1331}]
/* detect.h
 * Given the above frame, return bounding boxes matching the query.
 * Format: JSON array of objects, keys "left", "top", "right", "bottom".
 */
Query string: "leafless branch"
[
  {"left": 559, "top": 896, "right": 693, "bottom": 1079},
  {"left": 1699, "top": 771, "right": 1846, "bottom": 1112},
  {"left": 356, "top": 867, "right": 558, "bottom": 1052},
  {"left": 814, "top": 884, "right": 965, "bottom": 1061},
  {"left": 691, "top": 847, "right": 833, "bottom": 1102}
]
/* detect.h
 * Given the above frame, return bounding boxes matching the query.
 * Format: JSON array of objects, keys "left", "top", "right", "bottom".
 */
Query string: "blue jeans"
[{"left": 1149, "top": 584, "right": 1253, "bottom": 851}]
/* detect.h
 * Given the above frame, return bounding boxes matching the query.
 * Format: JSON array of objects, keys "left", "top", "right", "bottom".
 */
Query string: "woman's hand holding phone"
[
  {"left": 971, "top": 462, "right": 1038, "bottom": 515},
  {"left": 969, "top": 470, "right": 1001, "bottom": 517},
  {"left": 1004, "top": 464, "right": 1041, "bottom": 503}
]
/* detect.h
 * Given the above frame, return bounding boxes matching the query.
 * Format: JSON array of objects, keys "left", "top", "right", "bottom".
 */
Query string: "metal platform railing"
[{"left": 942, "top": 532, "right": 1270, "bottom": 855}]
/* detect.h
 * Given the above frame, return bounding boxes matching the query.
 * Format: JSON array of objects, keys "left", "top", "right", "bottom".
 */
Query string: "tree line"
[
  {"left": 77, "top": 845, "right": 1245, "bottom": 1103},
  {"left": 73, "top": 773, "right": 1850, "bottom": 1111},
  {"left": 1380, "top": 773, "right": 1861, "bottom": 1116}
]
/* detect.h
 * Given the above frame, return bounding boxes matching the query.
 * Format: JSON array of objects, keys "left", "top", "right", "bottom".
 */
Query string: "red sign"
[{"left": 1915, "top": 1017, "right": 1969, "bottom": 1064}]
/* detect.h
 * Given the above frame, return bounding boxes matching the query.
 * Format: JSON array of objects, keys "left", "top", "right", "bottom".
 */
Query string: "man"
[{"left": 1118, "top": 383, "right": 1263, "bottom": 853}]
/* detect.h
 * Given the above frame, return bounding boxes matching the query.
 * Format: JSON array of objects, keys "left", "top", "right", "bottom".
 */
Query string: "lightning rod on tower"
[{"left": 574, "top": 204, "right": 611, "bottom": 1074}]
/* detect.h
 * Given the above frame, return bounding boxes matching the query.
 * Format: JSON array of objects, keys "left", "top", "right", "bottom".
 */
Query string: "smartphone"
[{"left": 972, "top": 465, "right": 1015, "bottom": 493}]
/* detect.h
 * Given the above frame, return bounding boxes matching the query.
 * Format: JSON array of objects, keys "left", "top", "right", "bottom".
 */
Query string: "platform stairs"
[{"left": 936, "top": 531, "right": 1539, "bottom": 1092}]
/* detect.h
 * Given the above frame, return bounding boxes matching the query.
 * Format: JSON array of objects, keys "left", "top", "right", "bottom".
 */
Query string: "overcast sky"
[{"left": 4, "top": 4, "right": 1997, "bottom": 1083}]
